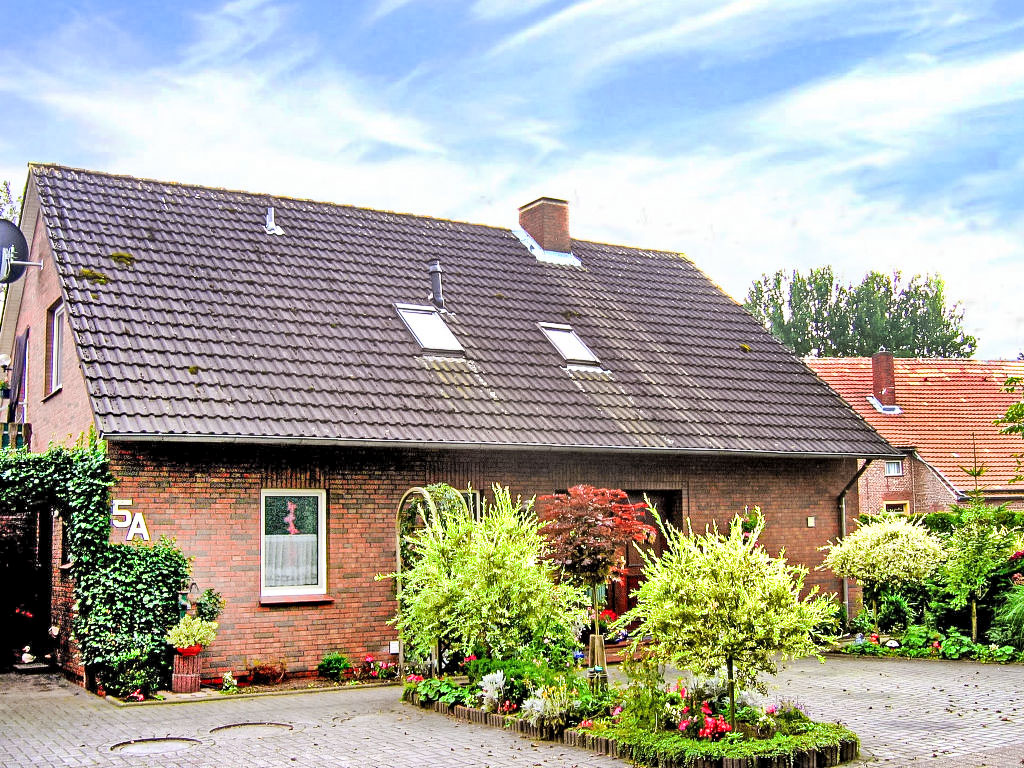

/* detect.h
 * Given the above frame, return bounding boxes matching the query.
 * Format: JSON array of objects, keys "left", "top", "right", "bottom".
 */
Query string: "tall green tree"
[{"left": 745, "top": 268, "right": 976, "bottom": 357}]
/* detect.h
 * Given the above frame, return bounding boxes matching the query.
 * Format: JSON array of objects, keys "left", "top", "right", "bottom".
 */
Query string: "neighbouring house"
[
  {"left": 1, "top": 164, "right": 897, "bottom": 684},
  {"left": 808, "top": 352, "right": 1024, "bottom": 517}
]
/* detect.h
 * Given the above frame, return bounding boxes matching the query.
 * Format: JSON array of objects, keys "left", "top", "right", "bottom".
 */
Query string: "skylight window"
[
  {"left": 396, "top": 304, "right": 463, "bottom": 354},
  {"left": 539, "top": 322, "right": 599, "bottom": 365}
]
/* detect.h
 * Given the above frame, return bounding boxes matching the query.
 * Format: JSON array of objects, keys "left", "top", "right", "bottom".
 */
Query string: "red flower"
[{"left": 701, "top": 701, "right": 712, "bottom": 715}]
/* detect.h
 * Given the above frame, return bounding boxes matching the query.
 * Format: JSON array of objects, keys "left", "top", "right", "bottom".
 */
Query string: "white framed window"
[
  {"left": 396, "top": 304, "right": 463, "bottom": 354},
  {"left": 48, "top": 302, "right": 64, "bottom": 394},
  {"left": 260, "top": 489, "right": 327, "bottom": 597},
  {"left": 538, "top": 322, "right": 599, "bottom": 365},
  {"left": 884, "top": 460, "right": 903, "bottom": 477}
]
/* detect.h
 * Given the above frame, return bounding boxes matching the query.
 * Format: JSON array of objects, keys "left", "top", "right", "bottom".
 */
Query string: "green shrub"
[
  {"left": 618, "top": 653, "right": 670, "bottom": 733},
  {"left": 878, "top": 592, "right": 913, "bottom": 632},
  {"left": 195, "top": 588, "right": 226, "bottom": 622},
  {"left": 317, "top": 652, "right": 352, "bottom": 681},
  {"left": 989, "top": 585, "right": 1024, "bottom": 649},
  {"left": 415, "top": 677, "right": 475, "bottom": 706},
  {"left": 99, "top": 632, "right": 165, "bottom": 697},
  {"left": 939, "top": 628, "right": 975, "bottom": 659},
  {"left": 900, "top": 624, "right": 940, "bottom": 650},
  {"left": 466, "top": 657, "right": 558, "bottom": 706},
  {"left": 974, "top": 643, "right": 1017, "bottom": 663},
  {"left": 847, "top": 609, "right": 874, "bottom": 635}
]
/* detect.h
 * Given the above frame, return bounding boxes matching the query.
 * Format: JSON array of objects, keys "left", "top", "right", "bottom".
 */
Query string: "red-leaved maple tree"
[{"left": 537, "top": 485, "right": 654, "bottom": 640}]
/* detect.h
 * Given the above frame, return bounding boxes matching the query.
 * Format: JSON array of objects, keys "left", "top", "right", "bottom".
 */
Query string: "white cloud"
[
  {"left": 487, "top": 0, "right": 980, "bottom": 75},
  {"left": 471, "top": 0, "right": 560, "bottom": 20},
  {"left": 182, "top": 0, "right": 290, "bottom": 66},
  {"left": 754, "top": 47, "right": 1024, "bottom": 150}
]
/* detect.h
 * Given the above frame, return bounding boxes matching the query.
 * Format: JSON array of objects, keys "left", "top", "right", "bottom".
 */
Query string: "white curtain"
[{"left": 264, "top": 534, "right": 318, "bottom": 587}]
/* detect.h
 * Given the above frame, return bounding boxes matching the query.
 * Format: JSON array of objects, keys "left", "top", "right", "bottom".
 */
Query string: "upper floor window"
[
  {"left": 47, "top": 301, "right": 64, "bottom": 394},
  {"left": 396, "top": 304, "right": 463, "bottom": 355},
  {"left": 884, "top": 460, "right": 903, "bottom": 477},
  {"left": 538, "top": 322, "right": 599, "bottom": 366}
]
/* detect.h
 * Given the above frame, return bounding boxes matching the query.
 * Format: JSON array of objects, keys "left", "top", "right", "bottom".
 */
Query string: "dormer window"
[
  {"left": 396, "top": 304, "right": 463, "bottom": 355},
  {"left": 539, "top": 322, "right": 599, "bottom": 365}
]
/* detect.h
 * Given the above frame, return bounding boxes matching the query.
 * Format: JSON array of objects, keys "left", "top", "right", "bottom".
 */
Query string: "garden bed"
[{"left": 404, "top": 691, "right": 859, "bottom": 768}]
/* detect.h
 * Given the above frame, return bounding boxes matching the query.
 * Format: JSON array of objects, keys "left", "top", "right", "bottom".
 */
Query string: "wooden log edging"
[{"left": 405, "top": 694, "right": 857, "bottom": 768}]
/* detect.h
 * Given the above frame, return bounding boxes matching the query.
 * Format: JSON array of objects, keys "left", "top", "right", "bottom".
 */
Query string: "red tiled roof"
[{"left": 808, "top": 358, "right": 1024, "bottom": 493}]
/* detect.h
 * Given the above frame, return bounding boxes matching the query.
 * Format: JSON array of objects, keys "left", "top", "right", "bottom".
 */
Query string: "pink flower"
[
  {"left": 578, "top": 719, "right": 594, "bottom": 729},
  {"left": 405, "top": 674, "right": 424, "bottom": 683},
  {"left": 701, "top": 701, "right": 712, "bottom": 716},
  {"left": 464, "top": 655, "right": 477, "bottom": 663},
  {"left": 678, "top": 719, "right": 690, "bottom": 731},
  {"left": 766, "top": 705, "right": 777, "bottom": 715},
  {"left": 364, "top": 655, "right": 374, "bottom": 664}
]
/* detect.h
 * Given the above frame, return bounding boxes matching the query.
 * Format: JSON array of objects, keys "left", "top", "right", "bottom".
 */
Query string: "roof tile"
[{"left": 32, "top": 164, "right": 896, "bottom": 456}]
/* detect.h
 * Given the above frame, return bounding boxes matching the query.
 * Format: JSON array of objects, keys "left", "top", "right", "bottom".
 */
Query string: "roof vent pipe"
[{"left": 428, "top": 259, "right": 445, "bottom": 311}]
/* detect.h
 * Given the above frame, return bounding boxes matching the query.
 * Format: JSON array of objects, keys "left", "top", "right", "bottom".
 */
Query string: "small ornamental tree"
[
  {"left": 537, "top": 485, "right": 653, "bottom": 673},
  {"left": 821, "top": 515, "right": 945, "bottom": 624},
  {"left": 394, "top": 485, "right": 584, "bottom": 664},
  {"left": 616, "top": 509, "right": 834, "bottom": 730},
  {"left": 940, "top": 499, "right": 1016, "bottom": 642}
]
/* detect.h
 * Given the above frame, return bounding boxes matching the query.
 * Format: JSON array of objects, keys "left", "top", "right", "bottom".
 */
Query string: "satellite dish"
[{"left": 0, "top": 220, "right": 30, "bottom": 284}]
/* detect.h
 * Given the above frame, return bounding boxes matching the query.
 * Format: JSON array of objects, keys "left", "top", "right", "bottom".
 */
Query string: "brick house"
[
  {"left": 1, "top": 165, "right": 896, "bottom": 683},
  {"left": 808, "top": 352, "right": 1024, "bottom": 516}
]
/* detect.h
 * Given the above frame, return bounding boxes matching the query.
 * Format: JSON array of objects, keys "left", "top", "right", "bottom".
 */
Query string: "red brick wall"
[
  {"left": 46, "top": 442, "right": 861, "bottom": 683},
  {"left": 11, "top": 214, "right": 95, "bottom": 448}
]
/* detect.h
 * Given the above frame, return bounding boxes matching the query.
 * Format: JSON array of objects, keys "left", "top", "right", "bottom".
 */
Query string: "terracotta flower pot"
[{"left": 176, "top": 644, "right": 203, "bottom": 656}]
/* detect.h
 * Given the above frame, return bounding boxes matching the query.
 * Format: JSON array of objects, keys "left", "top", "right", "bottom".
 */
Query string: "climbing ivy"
[{"left": 0, "top": 435, "right": 190, "bottom": 695}]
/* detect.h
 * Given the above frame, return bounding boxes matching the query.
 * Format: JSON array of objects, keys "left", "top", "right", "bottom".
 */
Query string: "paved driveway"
[{"left": 1, "top": 656, "right": 1022, "bottom": 767}]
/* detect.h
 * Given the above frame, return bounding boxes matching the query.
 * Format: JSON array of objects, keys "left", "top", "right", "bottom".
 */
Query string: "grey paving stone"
[{"left": 2, "top": 656, "right": 1023, "bottom": 767}]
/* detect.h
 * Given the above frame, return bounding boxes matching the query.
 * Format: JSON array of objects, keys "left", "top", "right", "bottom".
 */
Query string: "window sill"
[
  {"left": 259, "top": 594, "right": 334, "bottom": 606},
  {"left": 42, "top": 386, "right": 63, "bottom": 403}
]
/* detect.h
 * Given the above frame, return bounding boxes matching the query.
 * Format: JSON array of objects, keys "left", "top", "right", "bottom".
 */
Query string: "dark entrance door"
[
  {"left": 607, "top": 491, "right": 677, "bottom": 618},
  {"left": 0, "top": 507, "right": 52, "bottom": 670}
]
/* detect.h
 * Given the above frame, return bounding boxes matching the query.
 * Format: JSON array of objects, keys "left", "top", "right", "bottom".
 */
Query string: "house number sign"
[{"left": 111, "top": 499, "right": 150, "bottom": 541}]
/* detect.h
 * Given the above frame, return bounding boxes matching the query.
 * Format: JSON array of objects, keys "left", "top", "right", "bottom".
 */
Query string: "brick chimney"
[
  {"left": 872, "top": 350, "right": 897, "bottom": 406},
  {"left": 518, "top": 197, "right": 570, "bottom": 254}
]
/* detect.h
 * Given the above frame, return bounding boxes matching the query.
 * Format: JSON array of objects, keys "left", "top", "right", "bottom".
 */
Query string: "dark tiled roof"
[{"left": 33, "top": 164, "right": 896, "bottom": 456}]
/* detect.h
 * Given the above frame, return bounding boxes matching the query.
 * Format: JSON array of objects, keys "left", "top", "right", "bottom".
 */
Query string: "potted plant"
[{"left": 166, "top": 614, "right": 218, "bottom": 655}]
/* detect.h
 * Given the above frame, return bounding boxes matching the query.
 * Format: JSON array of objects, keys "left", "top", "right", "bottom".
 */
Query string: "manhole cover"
[
  {"left": 211, "top": 722, "right": 293, "bottom": 738},
  {"left": 109, "top": 738, "right": 200, "bottom": 755}
]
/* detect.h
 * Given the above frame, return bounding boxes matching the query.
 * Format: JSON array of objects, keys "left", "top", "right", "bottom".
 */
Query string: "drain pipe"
[{"left": 837, "top": 459, "right": 873, "bottom": 618}]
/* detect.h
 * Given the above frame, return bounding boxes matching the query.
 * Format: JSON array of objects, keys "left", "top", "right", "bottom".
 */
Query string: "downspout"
[{"left": 837, "top": 459, "right": 873, "bottom": 618}]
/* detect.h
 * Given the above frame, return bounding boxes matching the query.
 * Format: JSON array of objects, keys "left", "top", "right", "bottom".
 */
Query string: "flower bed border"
[{"left": 404, "top": 692, "right": 858, "bottom": 768}]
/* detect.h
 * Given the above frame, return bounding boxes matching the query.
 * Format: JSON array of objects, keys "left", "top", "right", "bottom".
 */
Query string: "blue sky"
[{"left": 2, "top": 0, "right": 1023, "bottom": 357}]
